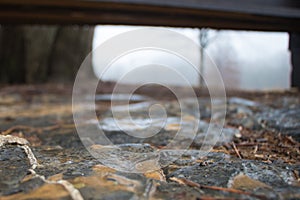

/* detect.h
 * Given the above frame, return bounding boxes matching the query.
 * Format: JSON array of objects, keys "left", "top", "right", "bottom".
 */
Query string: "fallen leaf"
[
  {"left": 48, "top": 173, "right": 64, "bottom": 181},
  {"left": 92, "top": 164, "right": 116, "bottom": 176},
  {"left": 229, "top": 173, "right": 271, "bottom": 191},
  {"left": 144, "top": 169, "right": 166, "bottom": 182},
  {"left": 1, "top": 184, "right": 69, "bottom": 200}
]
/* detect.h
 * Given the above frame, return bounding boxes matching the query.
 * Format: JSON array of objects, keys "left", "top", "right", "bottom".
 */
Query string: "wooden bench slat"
[{"left": 0, "top": 0, "right": 299, "bottom": 31}]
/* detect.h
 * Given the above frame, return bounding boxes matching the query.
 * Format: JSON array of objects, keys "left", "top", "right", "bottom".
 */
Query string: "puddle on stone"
[
  {"left": 228, "top": 97, "right": 261, "bottom": 108},
  {"left": 99, "top": 116, "right": 196, "bottom": 132},
  {"left": 110, "top": 102, "right": 153, "bottom": 112},
  {"left": 93, "top": 94, "right": 151, "bottom": 102},
  {"left": 89, "top": 143, "right": 161, "bottom": 173}
]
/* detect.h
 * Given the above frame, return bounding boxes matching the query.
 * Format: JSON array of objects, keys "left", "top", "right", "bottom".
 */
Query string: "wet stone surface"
[
  {"left": 168, "top": 152, "right": 299, "bottom": 189},
  {"left": 0, "top": 86, "right": 299, "bottom": 199},
  {"left": 0, "top": 146, "right": 31, "bottom": 195},
  {"left": 258, "top": 106, "right": 300, "bottom": 141}
]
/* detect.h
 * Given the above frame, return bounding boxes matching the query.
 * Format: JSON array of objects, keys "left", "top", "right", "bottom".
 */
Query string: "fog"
[{"left": 92, "top": 25, "right": 291, "bottom": 90}]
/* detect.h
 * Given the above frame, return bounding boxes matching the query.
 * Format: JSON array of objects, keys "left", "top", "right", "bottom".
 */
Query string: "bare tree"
[
  {"left": 212, "top": 40, "right": 240, "bottom": 89},
  {"left": 199, "top": 28, "right": 218, "bottom": 87}
]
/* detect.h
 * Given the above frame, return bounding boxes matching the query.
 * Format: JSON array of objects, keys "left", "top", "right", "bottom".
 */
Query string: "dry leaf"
[{"left": 229, "top": 173, "right": 271, "bottom": 191}]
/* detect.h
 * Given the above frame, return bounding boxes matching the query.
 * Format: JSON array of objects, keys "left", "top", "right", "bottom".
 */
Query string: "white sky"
[{"left": 93, "top": 25, "right": 291, "bottom": 90}]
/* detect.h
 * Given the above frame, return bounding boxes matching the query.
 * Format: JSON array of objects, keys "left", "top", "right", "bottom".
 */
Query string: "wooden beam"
[{"left": 0, "top": 0, "right": 299, "bottom": 31}]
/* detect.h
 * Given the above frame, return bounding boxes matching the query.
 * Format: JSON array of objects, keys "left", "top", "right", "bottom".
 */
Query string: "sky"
[{"left": 92, "top": 25, "right": 291, "bottom": 90}]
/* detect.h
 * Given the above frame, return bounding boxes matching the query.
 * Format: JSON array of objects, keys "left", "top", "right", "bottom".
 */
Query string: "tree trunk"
[
  {"left": 0, "top": 25, "right": 94, "bottom": 84},
  {"left": 0, "top": 26, "right": 26, "bottom": 83},
  {"left": 289, "top": 32, "right": 300, "bottom": 89}
]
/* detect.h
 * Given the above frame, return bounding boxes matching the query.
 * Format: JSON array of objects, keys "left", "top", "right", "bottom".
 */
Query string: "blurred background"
[
  {"left": 0, "top": 25, "right": 291, "bottom": 91},
  {"left": 93, "top": 25, "right": 291, "bottom": 90}
]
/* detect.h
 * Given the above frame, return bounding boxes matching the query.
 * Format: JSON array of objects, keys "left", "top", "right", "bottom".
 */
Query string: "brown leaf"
[{"left": 229, "top": 173, "right": 271, "bottom": 191}]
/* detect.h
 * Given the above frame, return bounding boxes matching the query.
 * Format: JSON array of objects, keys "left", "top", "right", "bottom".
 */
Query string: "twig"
[
  {"left": 286, "top": 136, "right": 297, "bottom": 145},
  {"left": 143, "top": 179, "right": 157, "bottom": 200},
  {"left": 235, "top": 142, "right": 258, "bottom": 146},
  {"left": 57, "top": 180, "right": 84, "bottom": 200},
  {"left": 170, "top": 177, "right": 267, "bottom": 200},
  {"left": 198, "top": 197, "right": 237, "bottom": 200},
  {"left": 0, "top": 134, "right": 28, "bottom": 146},
  {"left": 1, "top": 123, "right": 75, "bottom": 135},
  {"left": 253, "top": 145, "right": 258, "bottom": 154},
  {"left": 19, "top": 144, "right": 39, "bottom": 170},
  {"left": 0, "top": 135, "right": 39, "bottom": 169},
  {"left": 1, "top": 125, "right": 37, "bottom": 135},
  {"left": 170, "top": 177, "right": 249, "bottom": 194},
  {"left": 29, "top": 169, "right": 84, "bottom": 200},
  {"left": 0, "top": 135, "right": 83, "bottom": 200},
  {"left": 231, "top": 142, "right": 242, "bottom": 159}
]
